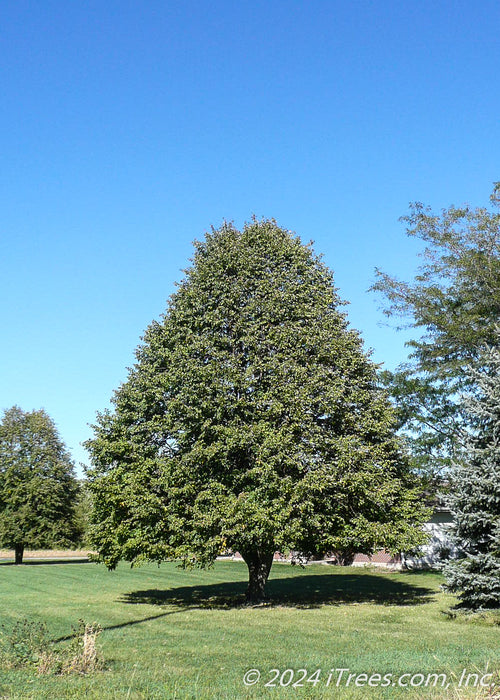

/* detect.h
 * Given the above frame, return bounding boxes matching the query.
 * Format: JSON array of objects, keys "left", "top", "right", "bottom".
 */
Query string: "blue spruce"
[{"left": 443, "top": 334, "right": 500, "bottom": 609}]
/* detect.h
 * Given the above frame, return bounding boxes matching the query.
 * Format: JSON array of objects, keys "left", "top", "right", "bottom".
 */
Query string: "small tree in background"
[
  {"left": 443, "top": 336, "right": 500, "bottom": 609},
  {"left": 85, "top": 219, "right": 429, "bottom": 602},
  {"left": 0, "top": 406, "right": 80, "bottom": 563}
]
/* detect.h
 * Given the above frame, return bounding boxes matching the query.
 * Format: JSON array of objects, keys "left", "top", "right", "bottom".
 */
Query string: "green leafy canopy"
[
  {"left": 372, "top": 183, "right": 500, "bottom": 481},
  {"left": 0, "top": 406, "right": 80, "bottom": 556},
  {"left": 85, "top": 220, "right": 429, "bottom": 577}
]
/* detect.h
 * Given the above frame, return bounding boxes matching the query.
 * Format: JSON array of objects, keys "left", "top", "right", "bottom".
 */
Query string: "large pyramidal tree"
[
  {"left": 443, "top": 335, "right": 500, "bottom": 609},
  {"left": 85, "top": 220, "right": 428, "bottom": 601}
]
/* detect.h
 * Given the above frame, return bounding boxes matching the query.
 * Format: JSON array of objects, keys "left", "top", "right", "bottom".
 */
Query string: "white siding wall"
[{"left": 402, "top": 510, "right": 456, "bottom": 569}]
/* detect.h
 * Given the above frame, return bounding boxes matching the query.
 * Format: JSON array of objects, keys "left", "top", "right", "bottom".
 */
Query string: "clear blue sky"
[{"left": 1, "top": 1, "right": 498, "bottom": 474}]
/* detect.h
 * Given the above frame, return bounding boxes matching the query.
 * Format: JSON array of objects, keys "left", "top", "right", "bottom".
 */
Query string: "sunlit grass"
[{"left": 0, "top": 560, "right": 499, "bottom": 698}]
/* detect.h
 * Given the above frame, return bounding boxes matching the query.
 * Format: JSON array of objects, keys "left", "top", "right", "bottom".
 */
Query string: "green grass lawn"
[{"left": 0, "top": 560, "right": 499, "bottom": 699}]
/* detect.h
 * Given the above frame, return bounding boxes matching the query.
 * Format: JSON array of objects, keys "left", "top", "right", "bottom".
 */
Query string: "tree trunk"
[
  {"left": 240, "top": 549, "right": 275, "bottom": 603},
  {"left": 334, "top": 550, "right": 355, "bottom": 566},
  {"left": 14, "top": 544, "right": 24, "bottom": 565}
]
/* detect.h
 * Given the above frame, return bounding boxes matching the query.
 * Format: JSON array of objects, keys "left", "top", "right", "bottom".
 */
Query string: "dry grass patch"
[{"left": 0, "top": 549, "right": 92, "bottom": 560}]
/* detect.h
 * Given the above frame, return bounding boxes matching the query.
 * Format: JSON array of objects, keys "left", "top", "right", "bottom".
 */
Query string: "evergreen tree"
[
  {"left": 443, "top": 335, "right": 500, "bottom": 609},
  {"left": 85, "top": 220, "right": 429, "bottom": 601},
  {"left": 0, "top": 406, "right": 80, "bottom": 563}
]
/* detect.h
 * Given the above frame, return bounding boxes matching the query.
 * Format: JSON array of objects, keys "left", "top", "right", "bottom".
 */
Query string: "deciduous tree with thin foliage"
[
  {"left": 372, "top": 183, "right": 500, "bottom": 482},
  {"left": 85, "top": 219, "right": 429, "bottom": 601}
]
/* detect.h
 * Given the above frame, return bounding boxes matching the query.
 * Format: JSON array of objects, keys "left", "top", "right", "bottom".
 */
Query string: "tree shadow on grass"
[
  {"left": 58, "top": 573, "right": 437, "bottom": 644},
  {"left": 53, "top": 609, "right": 181, "bottom": 643},
  {"left": 0, "top": 558, "right": 91, "bottom": 566},
  {"left": 120, "top": 571, "right": 435, "bottom": 610}
]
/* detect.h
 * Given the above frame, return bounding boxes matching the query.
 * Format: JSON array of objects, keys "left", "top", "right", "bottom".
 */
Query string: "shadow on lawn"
[
  {"left": 121, "top": 571, "right": 435, "bottom": 610},
  {"left": 0, "top": 558, "right": 91, "bottom": 566}
]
